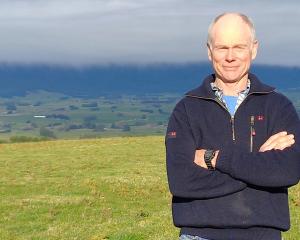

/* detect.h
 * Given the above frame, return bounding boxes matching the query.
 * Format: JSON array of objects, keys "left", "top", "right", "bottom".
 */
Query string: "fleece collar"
[{"left": 185, "top": 73, "right": 275, "bottom": 99}]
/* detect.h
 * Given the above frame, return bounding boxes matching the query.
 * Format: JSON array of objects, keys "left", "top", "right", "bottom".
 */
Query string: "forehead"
[{"left": 211, "top": 16, "right": 252, "bottom": 46}]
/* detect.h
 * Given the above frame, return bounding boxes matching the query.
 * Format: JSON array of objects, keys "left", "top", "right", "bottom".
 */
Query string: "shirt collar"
[{"left": 210, "top": 79, "right": 251, "bottom": 96}]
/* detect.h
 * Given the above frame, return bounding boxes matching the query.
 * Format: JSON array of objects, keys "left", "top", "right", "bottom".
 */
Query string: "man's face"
[{"left": 207, "top": 16, "right": 258, "bottom": 83}]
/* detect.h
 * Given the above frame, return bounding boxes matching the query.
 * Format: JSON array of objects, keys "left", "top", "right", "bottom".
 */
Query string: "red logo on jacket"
[
  {"left": 257, "top": 115, "right": 264, "bottom": 121},
  {"left": 167, "top": 131, "right": 177, "bottom": 138}
]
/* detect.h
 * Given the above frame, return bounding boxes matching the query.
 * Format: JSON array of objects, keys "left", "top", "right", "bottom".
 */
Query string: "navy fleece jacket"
[{"left": 165, "top": 73, "right": 300, "bottom": 240}]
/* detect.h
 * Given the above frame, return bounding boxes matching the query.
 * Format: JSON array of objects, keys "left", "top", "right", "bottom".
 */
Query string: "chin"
[
  {"left": 220, "top": 74, "right": 242, "bottom": 83},
  {"left": 219, "top": 70, "right": 248, "bottom": 83}
]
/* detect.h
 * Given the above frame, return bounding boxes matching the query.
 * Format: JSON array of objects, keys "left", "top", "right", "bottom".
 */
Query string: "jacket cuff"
[{"left": 215, "top": 149, "right": 233, "bottom": 174}]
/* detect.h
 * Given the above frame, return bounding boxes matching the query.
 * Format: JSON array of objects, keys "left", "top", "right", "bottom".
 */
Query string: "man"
[{"left": 165, "top": 13, "right": 300, "bottom": 240}]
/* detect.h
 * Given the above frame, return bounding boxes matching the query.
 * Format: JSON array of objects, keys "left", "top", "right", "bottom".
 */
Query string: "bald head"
[
  {"left": 207, "top": 13, "right": 256, "bottom": 47},
  {"left": 206, "top": 13, "right": 259, "bottom": 85}
]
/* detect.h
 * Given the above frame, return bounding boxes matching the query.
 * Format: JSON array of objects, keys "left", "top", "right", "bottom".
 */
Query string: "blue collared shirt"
[{"left": 210, "top": 80, "right": 251, "bottom": 116}]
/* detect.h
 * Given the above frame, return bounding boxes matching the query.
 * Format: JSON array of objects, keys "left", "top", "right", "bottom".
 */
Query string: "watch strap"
[{"left": 204, "top": 149, "right": 216, "bottom": 171}]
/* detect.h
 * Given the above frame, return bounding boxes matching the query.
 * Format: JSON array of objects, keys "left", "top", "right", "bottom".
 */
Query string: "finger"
[
  {"left": 276, "top": 144, "right": 292, "bottom": 151},
  {"left": 262, "top": 131, "right": 287, "bottom": 147},
  {"left": 263, "top": 135, "right": 295, "bottom": 151},
  {"left": 261, "top": 133, "right": 293, "bottom": 150},
  {"left": 273, "top": 138, "right": 295, "bottom": 150},
  {"left": 277, "top": 134, "right": 294, "bottom": 141},
  {"left": 274, "top": 139, "right": 295, "bottom": 150},
  {"left": 261, "top": 142, "right": 277, "bottom": 152},
  {"left": 273, "top": 134, "right": 294, "bottom": 146},
  {"left": 259, "top": 133, "right": 294, "bottom": 152},
  {"left": 259, "top": 142, "right": 272, "bottom": 152},
  {"left": 260, "top": 132, "right": 287, "bottom": 150},
  {"left": 260, "top": 138, "right": 282, "bottom": 151}
]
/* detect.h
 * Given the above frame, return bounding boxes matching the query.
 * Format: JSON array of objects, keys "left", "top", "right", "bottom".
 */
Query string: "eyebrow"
[{"left": 214, "top": 44, "right": 248, "bottom": 48}]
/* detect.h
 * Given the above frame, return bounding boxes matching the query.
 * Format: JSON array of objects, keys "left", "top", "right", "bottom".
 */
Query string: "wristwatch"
[{"left": 204, "top": 149, "right": 216, "bottom": 171}]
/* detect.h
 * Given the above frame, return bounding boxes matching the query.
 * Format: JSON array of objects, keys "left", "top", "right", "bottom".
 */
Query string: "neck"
[{"left": 215, "top": 74, "right": 248, "bottom": 96}]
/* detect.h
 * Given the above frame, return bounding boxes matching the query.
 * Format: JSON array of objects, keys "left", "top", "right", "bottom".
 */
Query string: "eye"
[
  {"left": 214, "top": 46, "right": 228, "bottom": 52},
  {"left": 234, "top": 45, "right": 248, "bottom": 50}
]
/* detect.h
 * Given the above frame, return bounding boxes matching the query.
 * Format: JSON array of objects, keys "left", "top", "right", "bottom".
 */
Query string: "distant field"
[
  {"left": 0, "top": 136, "right": 299, "bottom": 239},
  {"left": 0, "top": 91, "right": 180, "bottom": 141},
  {"left": 0, "top": 90, "right": 299, "bottom": 142}
]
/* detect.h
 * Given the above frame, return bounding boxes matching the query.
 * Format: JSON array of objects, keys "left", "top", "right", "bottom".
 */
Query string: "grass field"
[{"left": 0, "top": 136, "right": 299, "bottom": 240}]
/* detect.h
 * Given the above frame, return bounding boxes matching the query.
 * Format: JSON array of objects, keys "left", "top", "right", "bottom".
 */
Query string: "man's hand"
[
  {"left": 194, "top": 149, "right": 206, "bottom": 168},
  {"left": 259, "top": 131, "right": 295, "bottom": 152},
  {"left": 194, "top": 149, "right": 219, "bottom": 169},
  {"left": 194, "top": 131, "right": 295, "bottom": 169}
]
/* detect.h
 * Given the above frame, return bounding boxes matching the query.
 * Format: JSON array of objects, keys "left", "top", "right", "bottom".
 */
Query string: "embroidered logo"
[
  {"left": 167, "top": 131, "right": 177, "bottom": 138},
  {"left": 257, "top": 115, "right": 264, "bottom": 121}
]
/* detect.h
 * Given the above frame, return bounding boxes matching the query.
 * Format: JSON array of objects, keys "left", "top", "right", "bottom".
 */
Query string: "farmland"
[
  {"left": 0, "top": 91, "right": 180, "bottom": 142},
  {"left": 0, "top": 90, "right": 300, "bottom": 143}
]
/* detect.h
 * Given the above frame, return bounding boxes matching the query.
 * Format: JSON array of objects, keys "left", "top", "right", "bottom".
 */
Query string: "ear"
[
  {"left": 207, "top": 43, "right": 212, "bottom": 61},
  {"left": 251, "top": 40, "right": 259, "bottom": 60}
]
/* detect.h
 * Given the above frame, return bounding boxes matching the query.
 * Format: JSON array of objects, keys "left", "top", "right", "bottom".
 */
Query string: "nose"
[{"left": 225, "top": 48, "right": 235, "bottom": 62}]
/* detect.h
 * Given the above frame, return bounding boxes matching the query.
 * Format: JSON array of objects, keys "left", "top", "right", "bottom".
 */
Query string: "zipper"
[
  {"left": 185, "top": 95, "right": 236, "bottom": 141},
  {"left": 250, "top": 115, "right": 255, "bottom": 152},
  {"left": 231, "top": 117, "right": 236, "bottom": 141},
  {"left": 216, "top": 97, "right": 236, "bottom": 141},
  {"left": 186, "top": 90, "right": 274, "bottom": 143}
]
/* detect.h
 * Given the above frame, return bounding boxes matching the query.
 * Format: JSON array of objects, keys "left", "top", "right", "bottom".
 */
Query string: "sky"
[{"left": 0, "top": 0, "right": 299, "bottom": 66}]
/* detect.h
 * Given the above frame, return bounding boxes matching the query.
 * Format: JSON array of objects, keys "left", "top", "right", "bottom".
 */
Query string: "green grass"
[{"left": 0, "top": 136, "right": 299, "bottom": 239}]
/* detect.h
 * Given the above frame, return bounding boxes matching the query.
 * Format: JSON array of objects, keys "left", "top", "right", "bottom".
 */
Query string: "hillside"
[
  {"left": 0, "top": 63, "right": 300, "bottom": 97},
  {"left": 0, "top": 63, "right": 300, "bottom": 142},
  {"left": 0, "top": 137, "right": 299, "bottom": 239}
]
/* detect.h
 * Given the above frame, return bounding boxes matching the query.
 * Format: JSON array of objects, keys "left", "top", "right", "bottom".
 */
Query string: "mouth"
[{"left": 223, "top": 66, "right": 239, "bottom": 70}]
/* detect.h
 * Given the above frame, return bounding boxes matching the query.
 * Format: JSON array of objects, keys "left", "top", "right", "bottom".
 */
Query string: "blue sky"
[{"left": 0, "top": 0, "right": 299, "bottom": 66}]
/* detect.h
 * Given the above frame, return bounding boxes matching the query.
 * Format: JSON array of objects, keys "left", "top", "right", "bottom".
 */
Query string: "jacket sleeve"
[
  {"left": 166, "top": 100, "right": 247, "bottom": 199},
  {"left": 216, "top": 97, "right": 300, "bottom": 188}
]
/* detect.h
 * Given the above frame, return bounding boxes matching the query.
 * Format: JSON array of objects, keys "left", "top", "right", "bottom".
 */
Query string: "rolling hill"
[{"left": 0, "top": 63, "right": 299, "bottom": 97}]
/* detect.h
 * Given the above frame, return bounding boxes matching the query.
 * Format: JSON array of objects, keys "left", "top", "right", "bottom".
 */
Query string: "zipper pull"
[
  {"left": 250, "top": 115, "right": 254, "bottom": 125},
  {"left": 231, "top": 117, "right": 236, "bottom": 141},
  {"left": 250, "top": 116, "right": 256, "bottom": 135}
]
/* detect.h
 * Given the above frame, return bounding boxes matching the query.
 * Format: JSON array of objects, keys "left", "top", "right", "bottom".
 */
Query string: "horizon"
[
  {"left": 0, "top": 62, "right": 300, "bottom": 70},
  {"left": 0, "top": 63, "right": 299, "bottom": 99}
]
